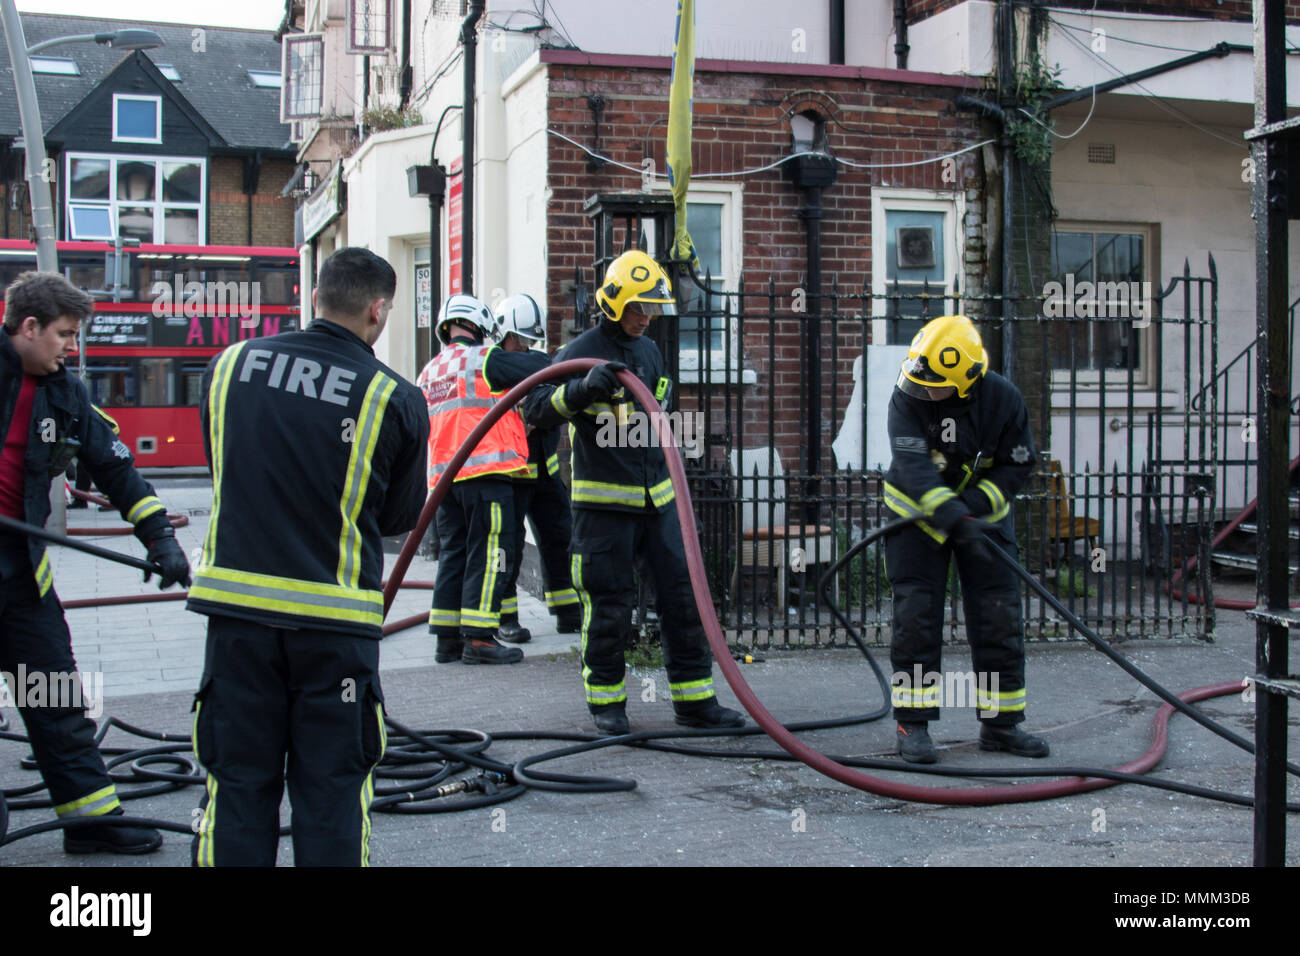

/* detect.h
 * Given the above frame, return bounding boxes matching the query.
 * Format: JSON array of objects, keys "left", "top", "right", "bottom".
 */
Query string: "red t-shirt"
[{"left": 0, "top": 376, "right": 38, "bottom": 519}]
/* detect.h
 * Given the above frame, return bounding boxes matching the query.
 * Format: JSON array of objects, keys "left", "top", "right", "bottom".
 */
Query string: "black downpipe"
[
  {"left": 894, "top": 0, "right": 909, "bottom": 70},
  {"left": 996, "top": 0, "right": 1015, "bottom": 374},
  {"left": 399, "top": 0, "right": 413, "bottom": 106},
  {"left": 802, "top": 186, "right": 823, "bottom": 521},
  {"left": 461, "top": 1, "right": 485, "bottom": 296},
  {"left": 829, "top": 0, "right": 845, "bottom": 65}
]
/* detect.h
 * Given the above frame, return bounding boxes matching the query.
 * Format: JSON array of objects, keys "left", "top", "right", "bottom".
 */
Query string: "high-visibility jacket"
[
  {"left": 522, "top": 318, "right": 675, "bottom": 513},
  {"left": 418, "top": 342, "right": 528, "bottom": 486},
  {"left": 186, "top": 320, "right": 429, "bottom": 639},
  {"left": 882, "top": 370, "right": 1035, "bottom": 544}
]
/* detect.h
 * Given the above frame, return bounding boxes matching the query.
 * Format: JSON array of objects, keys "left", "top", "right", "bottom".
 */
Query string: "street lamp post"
[{"left": 0, "top": 1, "right": 162, "bottom": 531}]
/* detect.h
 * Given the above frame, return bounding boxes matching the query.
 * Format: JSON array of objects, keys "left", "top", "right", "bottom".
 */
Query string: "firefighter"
[
  {"left": 882, "top": 314, "right": 1049, "bottom": 763},
  {"left": 522, "top": 250, "right": 744, "bottom": 736},
  {"left": 492, "top": 293, "right": 581, "bottom": 643},
  {"left": 1, "top": 271, "right": 190, "bottom": 855},
  {"left": 419, "top": 294, "right": 544, "bottom": 664},
  {"left": 186, "top": 248, "right": 429, "bottom": 866}
]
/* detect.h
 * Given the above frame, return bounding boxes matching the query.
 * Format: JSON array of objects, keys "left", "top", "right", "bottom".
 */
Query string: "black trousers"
[
  {"left": 885, "top": 518, "right": 1026, "bottom": 727},
  {"left": 430, "top": 477, "right": 514, "bottom": 639},
  {"left": 500, "top": 473, "right": 577, "bottom": 621},
  {"left": 570, "top": 507, "right": 715, "bottom": 711},
  {"left": 0, "top": 554, "right": 119, "bottom": 819},
  {"left": 190, "top": 616, "right": 386, "bottom": 867}
]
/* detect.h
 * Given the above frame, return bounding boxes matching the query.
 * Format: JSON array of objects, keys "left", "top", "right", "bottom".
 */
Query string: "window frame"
[
  {"left": 112, "top": 94, "right": 163, "bottom": 144},
  {"left": 282, "top": 33, "right": 325, "bottom": 122},
  {"left": 1047, "top": 220, "right": 1158, "bottom": 390},
  {"left": 64, "top": 152, "right": 207, "bottom": 245},
  {"left": 870, "top": 187, "right": 965, "bottom": 347}
]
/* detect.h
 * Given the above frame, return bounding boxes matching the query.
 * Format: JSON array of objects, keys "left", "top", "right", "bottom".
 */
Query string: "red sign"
[{"left": 447, "top": 157, "right": 462, "bottom": 296}]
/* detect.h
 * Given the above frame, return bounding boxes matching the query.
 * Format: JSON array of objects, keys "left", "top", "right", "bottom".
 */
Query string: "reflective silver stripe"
[
  {"left": 191, "top": 570, "right": 381, "bottom": 617},
  {"left": 586, "top": 684, "right": 627, "bottom": 703},
  {"left": 55, "top": 785, "right": 120, "bottom": 818},
  {"left": 432, "top": 396, "right": 496, "bottom": 412},
  {"left": 432, "top": 449, "right": 528, "bottom": 480},
  {"left": 882, "top": 482, "right": 922, "bottom": 519}
]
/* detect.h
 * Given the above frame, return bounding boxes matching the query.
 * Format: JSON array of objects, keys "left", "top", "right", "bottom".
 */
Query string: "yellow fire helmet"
[
  {"left": 897, "top": 314, "right": 989, "bottom": 400},
  {"left": 596, "top": 250, "right": 677, "bottom": 322}
]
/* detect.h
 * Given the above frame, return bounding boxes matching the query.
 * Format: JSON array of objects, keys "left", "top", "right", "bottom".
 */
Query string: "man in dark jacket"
[
  {"left": 0, "top": 271, "right": 190, "bottom": 854},
  {"left": 187, "top": 248, "right": 428, "bottom": 866},
  {"left": 523, "top": 250, "right": 743, "bottom": 736},
  {"left": 882, "top": 314, "right": 1049, "bottom": 764}
]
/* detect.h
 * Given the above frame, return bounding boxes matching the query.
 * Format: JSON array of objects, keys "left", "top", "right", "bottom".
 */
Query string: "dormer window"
[{"left": 113, "top": 94, "right": 162, "bottom": 144}]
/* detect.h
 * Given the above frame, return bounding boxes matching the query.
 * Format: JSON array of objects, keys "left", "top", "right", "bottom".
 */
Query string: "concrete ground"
[{"left": 1, "top": 476, "right": 1298, "bottom": 868}]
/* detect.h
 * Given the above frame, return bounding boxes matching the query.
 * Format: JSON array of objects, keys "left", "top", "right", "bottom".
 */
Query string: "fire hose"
[{"left": 2, "top": 359, "right": 1297, "bottom": 851}]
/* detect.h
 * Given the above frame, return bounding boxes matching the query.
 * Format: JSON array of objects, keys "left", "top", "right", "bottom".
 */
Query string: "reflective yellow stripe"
[
  {"left": 978, "top": 687, "right": 1026, "bottom": 712},
  {"left": 572, "top": 551, "right": 600, "bottom": 697},
  {"left": 546, "top": 453, "right": 559, "bottom": 476},
  {"left": 572, "top": 479, "right": 649, "bottom": 508},
  {"left": 524, "top": 462, "right": 539, "bottom": 479},
  {"left": 126, "top": 495, "right": 165, "bottom": 524},
  {"left": 919, "top": 485, "right": 956, "bottom": 513},
  {"left": 500, "top": 596, "right": 518, "bottom": 615},
  {"left": 655, "top": 377, "right": 670, "bottom": 401},
  {"left": 54, "top": 784, "right": 119, "bottom": 818},
  {"left": 34, "top": 551, "right": 52, "bottom": 597},
  {"left": 360, "top": 700, "right": 385, "bottom": 867},
  {"left": 649, "top": 477, "right": 675, "bottom": 508},
  {"left": 551, "top": 385, "right": 574, "bottom": 418},
  {"left": 202, "top": 342, "right": 251, "bottom": 572},
  {"left": 92, "top": 404, "right": 121, "bottom": 435},
  {"left": 891, "top": 685, "right": 942, "bottom": 707},
  {"left": 196, "top": 774, "right": 218, "bottom": 867},
  {"left": 429, "top": 608, "right": 460, "bottom": 627},
  {"left": 668, "top": 678, "right": 714, "bottom": 702},
  {"left": 461, "top": 607, "right": 501, "bottom": 627},
  {"left": 190, "top": 565, "right": 382, "bottom": 627},
  {"left": 545, "top": 588, "right": 579, "bottom": 608},
  {"left": 977, "top": 479, "right": 1010, "bottom": 521},
  {"left": 337, "top": 372, "right": 397, "bottom": 588},
  {"left": 474, "top": 501, "right": 503, "bottom": 622},
  {"left": 882, "top": 481, "right": 922, "bottom": 519}
]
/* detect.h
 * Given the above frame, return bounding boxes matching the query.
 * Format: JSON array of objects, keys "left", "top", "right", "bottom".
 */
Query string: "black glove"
[
  {"left": 565, "top": 362, "right": 627, "bottom": 411},
  {"left": 948, "top": 516, "right": 989, "bottom": 561},
  {"left": 143, "top": 526, "right": 191, "bottom": 590}
]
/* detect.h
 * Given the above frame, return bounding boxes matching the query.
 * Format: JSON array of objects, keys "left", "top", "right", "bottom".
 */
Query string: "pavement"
[{"left": 1, "top": 475, "right": 1299, "bottom": 869}]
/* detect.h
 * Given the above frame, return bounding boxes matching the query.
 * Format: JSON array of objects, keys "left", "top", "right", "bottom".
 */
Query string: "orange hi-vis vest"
[{"left": 418, "top": 342, "right": 528, "bottom": 487}]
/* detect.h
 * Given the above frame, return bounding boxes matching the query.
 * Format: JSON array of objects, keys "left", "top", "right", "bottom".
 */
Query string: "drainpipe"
[
  {"left": 829, "top": 0, "right": 844, "bottom": 65},
  {"left": 894, "top": 0, "right": 909, "bottom": 70},
  {"left": 461, "top": 0, "right": 485, "bottom": 296},
  {"left": 399, "top": 0, "right": 413, "bottom": 106}
]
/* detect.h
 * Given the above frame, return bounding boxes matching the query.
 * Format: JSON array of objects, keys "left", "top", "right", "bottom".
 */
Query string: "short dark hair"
[
  {"left": 4, "top": 272, "right": 95, "bottom": 332},
  {"left": 316, "top": 247, "right": 397, "bottom": 318}
]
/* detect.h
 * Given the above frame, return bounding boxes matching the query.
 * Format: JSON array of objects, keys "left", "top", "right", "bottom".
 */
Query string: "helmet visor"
[{"left": 897, "top": 370, "right": 956, "bottom": 402}]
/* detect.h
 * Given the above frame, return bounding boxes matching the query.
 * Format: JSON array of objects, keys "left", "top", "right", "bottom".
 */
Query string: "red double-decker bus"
[{"left": 0, "top": 240, "right": 299, "bottom": 467}]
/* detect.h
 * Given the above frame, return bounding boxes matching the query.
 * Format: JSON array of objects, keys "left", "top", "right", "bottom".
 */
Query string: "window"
[
  {"left": 870, "top": 188, "right": 964, "bottom": 345},
  {"left": 1047, "top": 223, "right": 1154, "bottom": 380},
  {"left": 674, "top": 183, "right": 752, "bottom": 384},
  {"left": 65, "top": 153, "right": 205, "bottom": 244},
  {"left": 249, "top": 70, "right": 282, "bottom": 89},
  {"left": 282, "top": 34, "right": 324, "bottom": 121},
  {"left": 347, "top": 0, "right": 394, "bottom": 53},
  {"left": 113, "top": 94, "right": 162, "bottom": 144},
  {"left": 31, "top": 56, "right": 79, "bottom": 76}
]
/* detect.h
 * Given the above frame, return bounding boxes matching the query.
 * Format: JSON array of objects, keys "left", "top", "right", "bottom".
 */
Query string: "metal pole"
[
  {"left": 1, "top": 0, "right": 57, "bottom": 273},
  {"left": 460, "top": 1, "right": 484, "bottom": 297},
  {"left": 1249, "top": 0, "right": 1289, "bottom": 868}
]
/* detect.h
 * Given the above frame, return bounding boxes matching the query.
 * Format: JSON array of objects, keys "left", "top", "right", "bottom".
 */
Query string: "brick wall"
[
  {"left": 209, "top": 157, "right": 296, "bottom": 247},
  {"left": 545, "top": 61, "right": 985, "bottom": 474}
]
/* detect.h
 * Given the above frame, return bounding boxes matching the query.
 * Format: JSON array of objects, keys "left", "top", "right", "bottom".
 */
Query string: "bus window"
[
  {"left": 85, "top": 364, "right": 135, "bottom": 407},
  {"left": 256, "top": 266, "right": 297, "bottom": 305},
  {"left": 65, "top": 259, "right": 107, "bottom": 296},
  {"left": 139, "top": 358, "right": 175, "bottom": 407},
  {"left": 182, "top": 363, "right": 207, "bottom": 406}
]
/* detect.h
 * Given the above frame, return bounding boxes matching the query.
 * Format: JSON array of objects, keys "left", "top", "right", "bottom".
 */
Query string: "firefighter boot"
[
  {"left": 435, "top": 634, "right": 463, "bottom": 663},
  {"left": 498, "top": 616, "right": 532, "bottom": 644},
  {"left": 590, "top": 703, "right": 630, "bottom": 736},
  {"left": 673, "top": 697, "right": 746, "bottom": 730},
  {"left": 64, "top": 808, "right": 163, "bottom": 855},
  {"left": 979, "top": 724, "right": 1050, "bottom": 758},
  {"left": 555, "top": 607, "right": 582, "bottom": 634},
  {"left": 897, "top": 722, "right": 938, "bottom": 764},
  {"left": 462, "top": 633, "right": 524, "bottom": 665}
]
